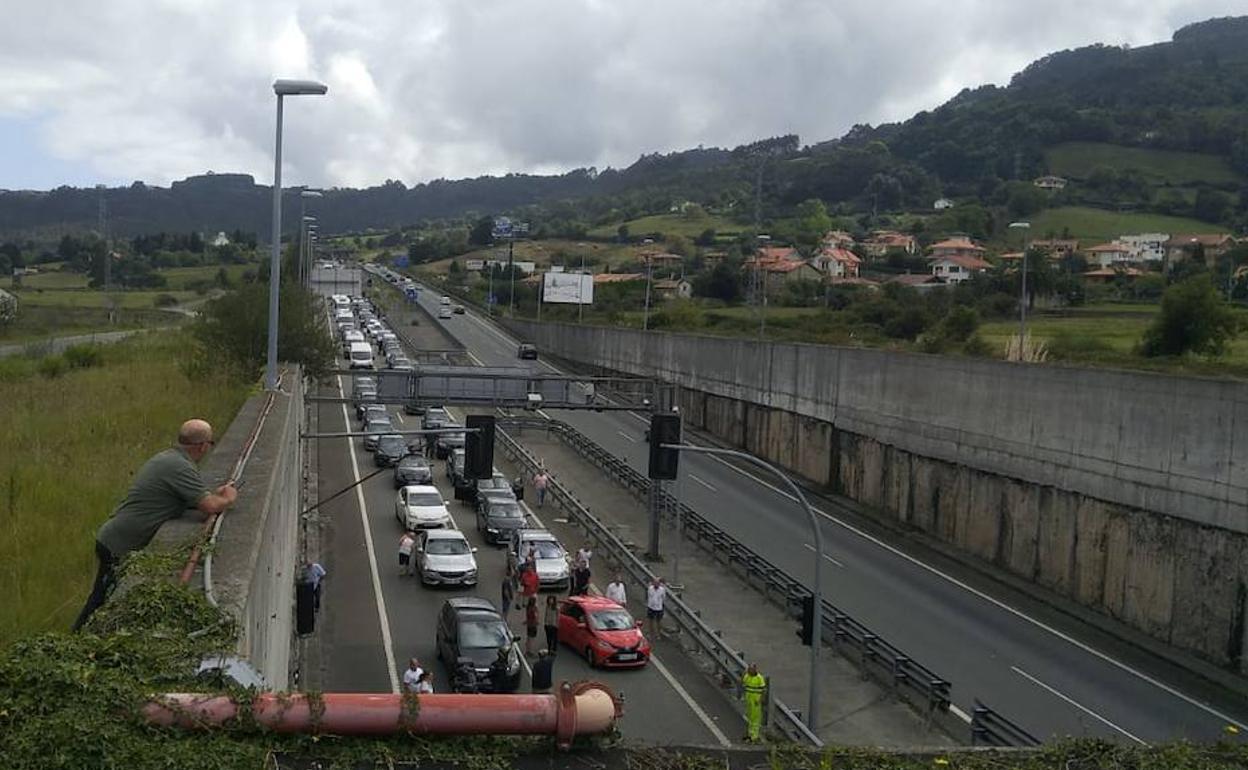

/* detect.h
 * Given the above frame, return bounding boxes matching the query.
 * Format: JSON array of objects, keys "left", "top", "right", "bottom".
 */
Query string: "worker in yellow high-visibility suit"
[{"left": 741, "top": 663, "right": 767, "bottom": 743}]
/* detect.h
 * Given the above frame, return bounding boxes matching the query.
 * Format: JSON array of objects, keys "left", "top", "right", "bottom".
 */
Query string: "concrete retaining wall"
[{"left": 505, "top": 320, "right": 1248, "bottom": 669}]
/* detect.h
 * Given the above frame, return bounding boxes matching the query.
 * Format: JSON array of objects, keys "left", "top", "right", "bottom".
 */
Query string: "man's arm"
[{"left": 197, "top": 482, "right": 238, "bottom": 515}]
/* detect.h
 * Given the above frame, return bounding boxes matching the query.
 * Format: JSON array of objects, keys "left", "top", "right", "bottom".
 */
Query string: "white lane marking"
[
  {"left": 394, "top": 411, "right": 405, "bottom": 423},
  {"left": 801, "top": 542, "right": 845, "bottom": 568},
  {"left": 650, "top": 652, "right": 733, "bottom": 746},
  {"left": 1012, "top": 666, "right": 1148, "bottom": 745},
  {"left": 688, "top": 473, "right": 717, "bottom": 492},
  {"left": 949, "top": 704, "right": 972, "bottom": 724},
  {"left": 616, "top": 430, "right": 636, "bottom": 443},
  {"left": 336, "top": 375, "right": 400, "bottom": 693},
  {"left": 641, "top": 417, "right": 1248, "bottom": 732}
]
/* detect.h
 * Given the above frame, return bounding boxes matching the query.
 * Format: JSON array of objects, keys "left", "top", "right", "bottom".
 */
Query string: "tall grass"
[{"left": 0, "top": 332, "right": 250, "bottom": 647}]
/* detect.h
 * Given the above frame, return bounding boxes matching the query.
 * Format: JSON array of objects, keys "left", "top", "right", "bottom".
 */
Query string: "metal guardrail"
[
  {"left": 499, "top": 417, "right": 969, "bottom": 736},
  {"left": 494, "top": 423, "right": 822, "bottom": 747},
  {"left": 971, "top": 701, "right": 1041, "bottom": 747}
]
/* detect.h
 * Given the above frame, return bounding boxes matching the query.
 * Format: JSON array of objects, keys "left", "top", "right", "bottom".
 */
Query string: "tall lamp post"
[
  {"left": 305, "top": 223, "right": 319, "bottom": 288},
  {"left": 300, "top": 189, "right": 322, "bottom": 288},
  {"left": 642, "top": 254, "right": 654, "bottom": 331},
  {"left": 1009, "top": 221, "right": 1031, "bottom": 354},
  {"left": 267, "top": 78, "right": 327, "bottom": 392},
  {"left": 301, "top": 216, "right": 316, "bottom": 287}
]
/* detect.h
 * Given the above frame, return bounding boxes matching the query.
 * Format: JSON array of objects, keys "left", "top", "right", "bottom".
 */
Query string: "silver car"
[{"left": 416, "top": 529, "right": 479, "bottom": 587}]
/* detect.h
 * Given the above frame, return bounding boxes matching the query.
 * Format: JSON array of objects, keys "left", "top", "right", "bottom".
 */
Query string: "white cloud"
[{"left": 0, "top": 0, "right": 1240, "bottom": 189}]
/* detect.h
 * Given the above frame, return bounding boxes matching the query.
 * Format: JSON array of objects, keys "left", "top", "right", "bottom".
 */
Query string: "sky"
[{"left": 0, "top": 0, "right": 1243, "bottom": 191}]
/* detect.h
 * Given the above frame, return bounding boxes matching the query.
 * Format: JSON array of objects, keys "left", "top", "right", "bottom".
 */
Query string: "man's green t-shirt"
[{"left": 98, "top": 447, "right": 210, "bottom": 557}]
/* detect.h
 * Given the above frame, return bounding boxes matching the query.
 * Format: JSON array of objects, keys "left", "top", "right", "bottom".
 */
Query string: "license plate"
[{"left": 615, "top": 653, "right": 637, "bottom": 661}]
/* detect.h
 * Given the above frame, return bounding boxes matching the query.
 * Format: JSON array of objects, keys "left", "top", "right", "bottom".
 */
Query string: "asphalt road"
[
  {"left": 405, "top": 279, "right": 1248, "bottom": 745},
  {"left": 314, "top": 302, "right": 738, "bottom": 746}
]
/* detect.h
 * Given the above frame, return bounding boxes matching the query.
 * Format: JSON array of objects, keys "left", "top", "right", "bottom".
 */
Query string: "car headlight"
[{"left": 595, "top": 639, "right": 614, "bottom": 652}]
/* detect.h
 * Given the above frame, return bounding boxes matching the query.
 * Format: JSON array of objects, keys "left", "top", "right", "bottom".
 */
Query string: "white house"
[
  {"left": 809, "top": 246, "right": 861, "bottom": 278},
  {"left": 1118, "top": 233, "right": 1168, "bottom": 263},
  {"left": 211, "top": 231, "right": 231, "bottom": 247},
  {"left": 929, "top": 254, "right": 991, "bottom": 284},
  {"left": 933, "top": 198, "right": 954, "bottom": 210},
  {"left": 1086, "top": 242, "right": 1132, "bottom": 268}
]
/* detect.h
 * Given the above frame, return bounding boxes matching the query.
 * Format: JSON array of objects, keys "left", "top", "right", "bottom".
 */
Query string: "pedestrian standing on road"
[
  {"left": 742, "top": 663, "right": 767, "bottom": 743},
  {"left": 520, "top": 558, "right": 540, "bottom": 604},
  {"left": 73, "top": 419, "right": 237, "bottom": 632},
  {"left": 306, "top": 561, "right": 327, "bottom": 611},
  {"left": 571, "top": 561, "right": 591, "bottom": 597},
  {"left": 605, "top": 575, "right": 627, "bottom": 606},
  {"left": 533, "top": 468, "right": 550, "bottom": 508},
  {"left": 543, "top": 594, "right": 559, "bottom": 654},
  {"left": 645, "top": 576, "right": 668, "bottom": 638},
  {"left": 575, "top": 543, "right": 592, "bottom": 569},
  {"left": 531, "top": 649, "right": 554, "bottom": 694},
  {"left": 415, "top": 670, "right": 435, "bottom": 694},
  {"left": 524, "top": 597, "right": 539, "bottom": 657},
  {"left": 501, "top": 574, "right": 515, "bottom": 624},
  {"left": 398, "top": 530, "right": 417, "bottom": 576},
  {"left": 402, "top": 658, "right": 424, "bottom": 693}
]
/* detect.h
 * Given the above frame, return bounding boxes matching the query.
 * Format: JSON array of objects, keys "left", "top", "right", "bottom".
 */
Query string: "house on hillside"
[
  {"left": 929, "top": 254, "right": 990, "bottom": 284},
  {"left": 1033, "top": 175, "right": 1068, "bottom": 190},
  {"left": 752, "top": 245, "right": 801, "bottom": 264},
  {"left": 1118, "top": 233, "right": 1168, "bottom": 263},
  {"left": 933, "top": 198, "right": 954, "bottom": 210},
  {"left": 820, "top": 230, "right": 856, "bottom": 249},
  {"left": 1164, "top": 234, "right": 1235, "bottom": 267},
  {"left": 809, "top": 246, "right": 861, "bottom": 278},
  {"left": 887, "top": 273, "right": 946, "bottom": 292},
  {"left": 1086, "top": 242, "right": 1132, "bottom": 268},
  {"left": 593, "top": 273, "right": 644, "bottom": 285},
  {"left": 1032, "top": 239, "right": 1080, "bottom": 259},
  {"left": 863, "top": 231, "right": 917, "bottom": 257},
  {"left": 211, "top": 231, "right": 231, "bottom": 247},
  {"left": 759, "top": 260, "right": 823, "bottom": 295},
  {"left": 929, "top": 237, "right": 986, "bottom": 260},
  {"left": 1084, "top": 266, "right": 1143, "bottom": 283},
  {"left": 654, "top": 279, "right": 693, "bottom": 300}
]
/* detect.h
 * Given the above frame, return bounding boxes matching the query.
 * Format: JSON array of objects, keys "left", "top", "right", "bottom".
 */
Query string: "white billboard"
[{"left": 543, "top": 272, "right": 594, "bottom": 305}]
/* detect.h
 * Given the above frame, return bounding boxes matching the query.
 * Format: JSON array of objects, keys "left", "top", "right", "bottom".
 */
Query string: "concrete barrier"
[{"left": 502, "top": 319, "right": 1248, "bottom": 672}]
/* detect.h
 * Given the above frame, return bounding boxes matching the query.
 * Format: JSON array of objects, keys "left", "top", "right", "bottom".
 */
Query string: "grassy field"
[
  {"left": 587, "top": 212, "right": 743, "bottom": 240},
  {"left": 0, "top": 332, "right": 251, "bottom": 646},
  {"left": 156, "top": 263, "right": 252, "bottom": 290},
  {"left": 0, "top": 306, "right": 177, "bottom": 344},
  {"left": 421, "top": 238, "right": 666, "bottom": 274},
  {"left": 1031, "top": 206, "right": 1227, "bottom": 242},
  {"left": 13, "top": 289, "right": 198, "bottom": 308},
  {"left": 1046, "top": 142, "right": 1243, "bottom": 186}
]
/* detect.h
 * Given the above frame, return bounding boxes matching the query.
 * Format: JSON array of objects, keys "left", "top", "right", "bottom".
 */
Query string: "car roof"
[
  {"left": 366, "top": 417, "right": 392, "bottom": 426},
  {"left": 402, "top": 484, "right": 440, "bottom": 494},
  {"left": 516, "top": 529, "right": 554, "bottom": 540},
  {"left": 564, "top": 595, "right": 623, "bottom": 611},
  {"left": 425, "top": 528, "right": 468, "bottom": 540},
  {"left": 398, "top": 454, "right": 428, "bottom": 465},
  {"left": 447, "top": 597, "right": 496, "bottom": 612}
]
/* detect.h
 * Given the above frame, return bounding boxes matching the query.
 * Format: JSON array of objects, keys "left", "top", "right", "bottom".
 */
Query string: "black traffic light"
[
  {"left": 797, "top": 594, "right": 816, "bottom": 646},
  {"left": 465, "top": 415, "right": 495, "bottom": 480},
  {"left": 647, "top": 413, "right": 681, "bottom": 480}
]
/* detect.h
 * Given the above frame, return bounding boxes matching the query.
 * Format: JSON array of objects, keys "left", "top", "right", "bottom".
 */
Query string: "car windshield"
[
  {"left": 407, "top": 492, "right": 443, "bottom": 507},
  {"left": 367, "top": 419, "right": 392, "bottom": 431},
  {"left": 459, "top": 619, "right": 510, "bottom": 649},
  {"left": 399, "top": 457, "right": 428, "bottom": 470},
  {"left": 441, "top": 433, "right": 465, "bottom": 446},
  {"left": 526, "top": 541, "right": 563, "bottom": 559},
  {"left": 489, "top": 502, "right": 523, "bottom": 519},
  {"left": 589, "top": 609, "right": 635, "bottom": 631},
  {"left": 480, "top": 477, "right": 508, "bottom": 490},
  {"left": 378, "top": 436, "right": 405, "bottom": 452},
  {"left": 426, "top": 538, "right": 470, "bottom": 555}
]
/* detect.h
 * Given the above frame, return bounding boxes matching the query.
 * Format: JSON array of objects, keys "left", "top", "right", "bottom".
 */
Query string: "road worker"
[{"left": 742, "top": 663, "right": 767, "bottom": 743}]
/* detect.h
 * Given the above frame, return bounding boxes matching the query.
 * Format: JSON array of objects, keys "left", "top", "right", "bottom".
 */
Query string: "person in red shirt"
[{"left": 519, "top": 558, "right": 540, "bottom": 601}]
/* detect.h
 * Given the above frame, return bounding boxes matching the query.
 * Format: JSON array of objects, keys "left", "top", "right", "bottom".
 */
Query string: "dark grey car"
[
  {"left": 394, "top": 454, "right": 433, "bottom": 487},
  {"left": 374, "top": 434, "right": 408, "bottom": 467},
  {"left": 475, "top": 492, "right": 527, "bottom": 545}
]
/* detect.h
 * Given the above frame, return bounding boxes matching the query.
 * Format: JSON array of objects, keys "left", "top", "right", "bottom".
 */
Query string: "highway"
[
  {"left": 405, "top": 279, "right": 1248, "bottom": 744},
  {"left": 312, "top": 295, "right": 741, "bottom": 745}
]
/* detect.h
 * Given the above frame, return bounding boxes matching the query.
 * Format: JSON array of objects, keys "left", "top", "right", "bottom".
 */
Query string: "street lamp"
[
  {"left": 300, "top": 190, "right": 323, "bottom": 288},
  {"left": 266, "top": 78, "right": 327, "bottom": 391},
  {"left": 1009, "top": 221, "right": 1031, "bottom": 355},
  {"left": 642, "top": 255, "right": 653, "bottom": 331}
]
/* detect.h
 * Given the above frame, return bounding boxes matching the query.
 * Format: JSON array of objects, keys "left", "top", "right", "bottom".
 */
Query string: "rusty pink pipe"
[{"left": 144, "top": 681, "right": 621, "bottom": 749}]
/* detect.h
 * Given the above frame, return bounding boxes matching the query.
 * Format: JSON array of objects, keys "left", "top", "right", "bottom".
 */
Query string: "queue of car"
[{"left": 335, "top": 275, "right": 649, "bottom": 693}]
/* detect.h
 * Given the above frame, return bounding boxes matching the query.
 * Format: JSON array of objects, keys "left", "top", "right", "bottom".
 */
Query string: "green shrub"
[
  {"left": 962, "top": 334, "right": 994, "bottom": 357},
  {"left": 62, "top": 344, "right": 103, "bottom": 369},
  {"left": 153, "top": 293, "right": 179, "bottom": 307},
  {"left": 36, "top": 355, "right": 67, "bottom": 379}
]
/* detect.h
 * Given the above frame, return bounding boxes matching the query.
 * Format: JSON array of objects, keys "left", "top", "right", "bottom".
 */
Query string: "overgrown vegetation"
[
  {"left": 0, "top": 333, "right": 249, "bottom": 645},
  {"left": 1141, "top": 273, "right": 1242, "bottom": 357}
]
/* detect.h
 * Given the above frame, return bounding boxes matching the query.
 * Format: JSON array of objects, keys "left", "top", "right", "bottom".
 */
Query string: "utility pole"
[{"left": 578, "top": 252, "right": 586, "bottom": 323}]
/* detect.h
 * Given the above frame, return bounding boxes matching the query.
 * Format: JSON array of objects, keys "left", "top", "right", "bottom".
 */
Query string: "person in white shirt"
[
  {"left": 645, "top": 577, "right": 667, "bottom": 638},
  {"left": 414, "top": 670, "right": 434, "bottom": 694},
  {"left": 398, "top": 531, "right": 416, "bottom": 576},
  {"left": 575, "top": 544, "right": 592, "bottom": 569},
  {"left": 402, "top": 657, "right": 424, "bottom": 692},
  {"left": 605, "top": 575, "right": 627, "bottom": 605}
]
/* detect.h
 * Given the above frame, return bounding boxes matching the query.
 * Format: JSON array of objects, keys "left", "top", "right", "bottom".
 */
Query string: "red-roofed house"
[
  {"left": 929, "top": 253, "right": 991, "bottom": 284},
  {"left": 820, "top": 230, "right": 856, "bottom": 249},
  {"left": 810, "top": 247, "right": 861, "bottom": 278},
  {"left": 929, "top": 237, "right": 986, "bottom": 260},
  {"left": 752, "top": 245, "right": 801, "bottom": 264},
  {"left": 1164, "top": 234, "right": 1235, "bottom": 267},
  {"left": 1086, "top": 242, "right": 1131, "bottom": 268},
  {"left": 863, "top": 231, "right": 917, "bottom": 257}
]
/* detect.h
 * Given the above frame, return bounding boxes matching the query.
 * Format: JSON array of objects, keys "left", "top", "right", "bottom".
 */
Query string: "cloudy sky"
[{"left": 0, "top": 0, "right": 1242, "bottom": 191}]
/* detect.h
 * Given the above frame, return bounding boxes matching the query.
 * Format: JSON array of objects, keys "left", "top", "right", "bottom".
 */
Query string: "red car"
[{"left": 557, "top": 596, "right": 651, "bottom": 668}]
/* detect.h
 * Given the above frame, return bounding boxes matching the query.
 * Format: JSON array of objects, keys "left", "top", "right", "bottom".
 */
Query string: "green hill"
[
  {"left": 1031, "top": 206, "right": 1228, "bottom": 242},
  {"left": 1046, "top": 142, "right": 1243, "bottom": 186},
  {"left": 587, "top": 212, "right": 743, "bottom": 240}
]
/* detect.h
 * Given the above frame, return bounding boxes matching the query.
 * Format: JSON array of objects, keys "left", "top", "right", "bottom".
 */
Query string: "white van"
[
  {"left": 348, "top": 341, "right": 374, "bottom": 370},
  {"left": 341, "top": 330, "right": 365, "bottom": 358},
  {"left": 331, "top": 294, "right": 350, "bottom": 309}
]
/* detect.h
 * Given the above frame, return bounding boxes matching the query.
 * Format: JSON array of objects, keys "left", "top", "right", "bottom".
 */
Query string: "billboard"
[{"left": 543, "top": 272, "right": 594, "bottom": 305}]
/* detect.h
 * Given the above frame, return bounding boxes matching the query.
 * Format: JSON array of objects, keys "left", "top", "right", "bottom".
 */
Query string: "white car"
[
  {"left": 395, "top": 485, "right": 452, "bottom": 529},
  {"left": 438, "top": 307, "right": 453, "bottom": 319},
  {"left": 415, "top": 529, "right": 479, "bottom": 586}
]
